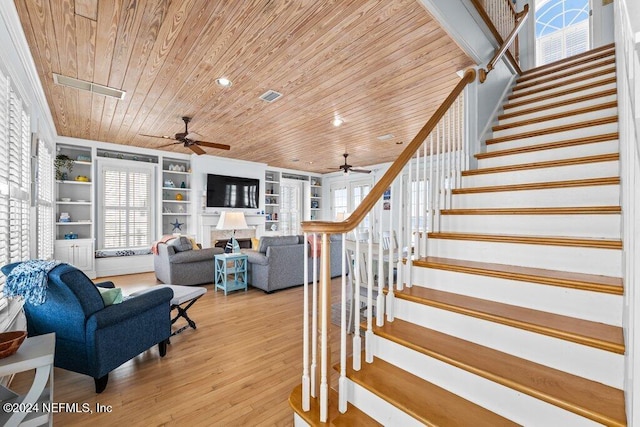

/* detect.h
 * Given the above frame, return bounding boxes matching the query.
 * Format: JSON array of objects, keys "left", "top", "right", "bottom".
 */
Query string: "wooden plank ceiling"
[{"left": 16, "top": 0, "right": 473, "bottom": 173}]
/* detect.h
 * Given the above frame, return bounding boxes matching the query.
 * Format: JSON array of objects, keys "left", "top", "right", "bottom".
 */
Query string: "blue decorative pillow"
[{"left": 97, "top": 287, "right": 123, "bottom": 305}]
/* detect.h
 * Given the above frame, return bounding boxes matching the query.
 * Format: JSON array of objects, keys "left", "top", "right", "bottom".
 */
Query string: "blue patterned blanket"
[{"left": 6, "top": 260, "right": 63, "bottom": 305}]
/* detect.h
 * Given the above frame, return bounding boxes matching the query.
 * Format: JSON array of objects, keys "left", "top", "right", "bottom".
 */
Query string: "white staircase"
[{"left": 336, "top": 44, "right": 627, "bottom": 426}]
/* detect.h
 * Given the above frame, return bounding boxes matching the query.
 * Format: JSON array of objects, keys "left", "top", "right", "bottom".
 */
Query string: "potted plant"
[{"left": 54, "top": 154, "right": 74, "bottom": 180}]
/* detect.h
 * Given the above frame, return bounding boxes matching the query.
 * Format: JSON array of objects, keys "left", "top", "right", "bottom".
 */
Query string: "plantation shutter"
[
  {"left": 37, "top": 139, "right": 54, "bottom": 259},
  {"left": 100, "top": 160, "right": 153, "bottom": 249},
  {"left": 0, "top": 69, "right": 9, "bottom": 317}
]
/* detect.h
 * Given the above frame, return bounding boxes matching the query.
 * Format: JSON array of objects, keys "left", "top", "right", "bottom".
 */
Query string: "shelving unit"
[
  {"left": 264, "top": 170, "right": 280, "bottom": 233},
  {"left": 309, "top": 176, "right": 322, "bottom": 221},
  {"left": 55, "top": 144, "right": 95, "bottom": 277},
  {"left": 162, "top": 158, "right": 191, "bottom": 235}
]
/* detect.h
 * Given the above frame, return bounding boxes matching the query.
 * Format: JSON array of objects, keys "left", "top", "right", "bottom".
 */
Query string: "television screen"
[{"left": 206, "top": 174, "right": 259, "bottom": 209}]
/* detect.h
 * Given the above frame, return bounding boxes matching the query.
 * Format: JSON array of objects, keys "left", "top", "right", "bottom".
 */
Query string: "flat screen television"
[{"left": 206, "top": 173, "right": 259, "bottom": 209}]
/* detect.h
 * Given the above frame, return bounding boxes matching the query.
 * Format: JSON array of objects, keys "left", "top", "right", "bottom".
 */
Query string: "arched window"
[{"left": 535, "top": 0, "right": 590, "bottom": 65}]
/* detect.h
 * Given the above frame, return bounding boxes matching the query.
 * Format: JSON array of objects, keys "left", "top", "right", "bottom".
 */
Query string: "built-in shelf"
[{"left": 56, "top": 221, "right": 92, "bottom": 225}]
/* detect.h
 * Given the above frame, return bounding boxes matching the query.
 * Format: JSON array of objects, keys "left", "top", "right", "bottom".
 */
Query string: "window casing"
[{"left": 98, "top": 160, "right": 155, "bottom": 249}]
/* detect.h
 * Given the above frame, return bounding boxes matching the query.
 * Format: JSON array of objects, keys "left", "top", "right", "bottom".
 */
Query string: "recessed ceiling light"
[
  {"left": 216, "top": 77, "right": 232, "bottom": 88},
  {"left": 332, "top": 118, "right": 344, "bottom": 127},
  {"left": 377, "top": 133, "right": 394, "bottom": 141}
]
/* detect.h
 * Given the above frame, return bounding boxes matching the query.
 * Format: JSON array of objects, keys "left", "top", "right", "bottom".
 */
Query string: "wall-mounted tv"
[{"left": 206, "top": 173, "right": 259, "bottom": 209}]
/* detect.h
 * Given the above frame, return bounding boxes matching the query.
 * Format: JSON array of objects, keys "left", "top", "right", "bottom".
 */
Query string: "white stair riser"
[
  {"left": 509, "top": 72, "right": 616, "bottom": 103},
  {"left": 374, "top": 337, "right": 603, "bottom": 426},
  {"left": 391, "top": 298, "right": 624, "bottom": 389},
  {"left": 452, "top": 185, "right": 620, "bottom": 209},
  {"left": 345, "top": 378, "right": 424, "bottom": 427},
  {"left": 462, "top": 160, "right": 619, "bottom": 188},
  {"left": 439, "top": 213, "right": 621, "bottom": 239},
  {"left": 410, "top": 267, "right": 623, "bottom": 325},
  {"left": 486, "top": 122, "right": 619, "bottom": 152},
  {"left": 492, "top": 108, "right": 617, "bottom": 139},
  {"left": 521, "top": 50, "right": 614, "bottom": 80},
  {"left": 512, "top": 62, "right": 615, "bottom": 94},
  {"left": 504, "top": 82, "right": 617, "bottom": 114},
  {"left": 497, "top": 94, "right": 617, "bottom": 126},
  {"left": 293, "top": 414, "right": 309, "bottom": 427},
  {"left": 426, "top": 238, "right": 622, "bottom": 276},
  {"left": 478, "top": 139, "right": 619, "bottom": 169}
]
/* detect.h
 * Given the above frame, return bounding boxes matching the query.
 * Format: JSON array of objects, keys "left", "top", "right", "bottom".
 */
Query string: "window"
[
  {"left": 535, "top": 0, "right": 590, "bottom": 66},
  {"left": 411, "top": 179, "right": 427, "bottom": 231},
  {"left": 331, "top": 183, "right": 348, "bottom": 220},
  {"left": 98, "top": 160, "right": 155, "bottom": 249},
  {"left": 0, "top": 66, "right": 31, "bottom": 325},
  {"left": 351, "top": 181, "right": 371, "bottom": 232}
]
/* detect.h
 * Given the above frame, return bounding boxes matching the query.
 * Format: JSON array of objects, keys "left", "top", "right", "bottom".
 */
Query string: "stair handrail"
[
  {"left": 301, "top": 67, "right": 476, "bottom": 235},
  {"left": 478, "top": 4, "right": 530, "bottom": 83}
]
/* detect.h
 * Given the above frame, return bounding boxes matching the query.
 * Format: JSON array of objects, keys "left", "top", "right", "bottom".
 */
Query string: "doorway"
[
  {"left": 280, "top": 179, "right": 304, "bottom": 235},
  {"left": 534, "top": 0, "right": 591, "bottom": 66}
]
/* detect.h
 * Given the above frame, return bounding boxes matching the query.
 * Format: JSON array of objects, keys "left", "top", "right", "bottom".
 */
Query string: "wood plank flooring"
[{"left": 10, "top": 273, "right": 343, "bottom": 426}]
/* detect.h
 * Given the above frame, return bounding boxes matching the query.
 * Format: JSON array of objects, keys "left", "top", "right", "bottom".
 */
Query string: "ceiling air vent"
[
  {"left": 53, "top": 73, "right": 126, "bottom": 100},
  {"left": 259, "top": 90, "right": 282, "bottom": 103},
  {"left": 377, "top": 133, "right": 395, "bottom": 141}
]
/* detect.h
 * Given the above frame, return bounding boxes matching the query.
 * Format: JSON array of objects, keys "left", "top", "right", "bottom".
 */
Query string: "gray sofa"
[
  {"left": 242, "top": 234, "right": 344, "bottom": 293},
  {"left": 154, "top": 236, "right": 223, "bottom": 286}
]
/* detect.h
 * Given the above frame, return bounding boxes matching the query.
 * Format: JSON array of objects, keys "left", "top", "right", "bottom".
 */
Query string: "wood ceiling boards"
[{"left": 15, "top": 0, "right": 473, "bottom": 173}]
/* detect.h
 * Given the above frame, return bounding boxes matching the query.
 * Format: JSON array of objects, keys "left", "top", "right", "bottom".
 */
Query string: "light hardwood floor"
[{"left": 10, "top": 273, "right": 345, "bottom": 426}]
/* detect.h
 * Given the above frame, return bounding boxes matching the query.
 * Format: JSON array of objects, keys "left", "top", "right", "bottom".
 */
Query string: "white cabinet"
[
  {"left": 54, "top": 239, "right": 94, "bottom": 272},
  {"left": 162, "top": 158, "right": 191, "bottom": 235}
]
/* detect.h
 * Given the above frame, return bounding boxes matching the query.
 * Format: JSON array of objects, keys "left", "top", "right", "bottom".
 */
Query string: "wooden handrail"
[
  {"left": 301, "top": 68, "right": 477, "bottom": 234},
  {"left": 479, "top": 4, "right": 530, "bottom": 83}
]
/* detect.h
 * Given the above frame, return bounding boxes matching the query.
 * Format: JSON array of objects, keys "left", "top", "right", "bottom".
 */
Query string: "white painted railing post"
[
  {"left": 376, "top": 200, "right": 385, "bottom": 328},
  {"left": 353, "top": 234, "right": 362, "bottom": 371},
  {"left": 311, "top": 233, "right": 317, "bottom": 398}
]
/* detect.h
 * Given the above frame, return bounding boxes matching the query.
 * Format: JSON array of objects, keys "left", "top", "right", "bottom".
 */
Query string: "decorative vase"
[{"left": 175, "top": 193, "right": 184, "bottom": 201}]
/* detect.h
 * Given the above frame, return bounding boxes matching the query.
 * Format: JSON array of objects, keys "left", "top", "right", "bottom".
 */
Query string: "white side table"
[{"left": 0, "top": 333, "right": 55, "bottom": 427}]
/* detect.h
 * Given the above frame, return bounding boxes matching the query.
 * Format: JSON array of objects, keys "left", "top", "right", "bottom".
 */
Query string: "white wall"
[{"left": 615, "top": 0, "right": 640, "bottom": 423}]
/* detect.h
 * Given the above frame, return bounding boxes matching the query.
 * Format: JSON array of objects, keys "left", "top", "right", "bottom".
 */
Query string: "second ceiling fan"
[{"left": 142, "top": 116, "right": 231, "bottom": 155}]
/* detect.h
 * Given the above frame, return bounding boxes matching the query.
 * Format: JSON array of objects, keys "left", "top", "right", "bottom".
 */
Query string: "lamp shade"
[{"left": 216, "top": 211, "right": 248, "bottom": 230}]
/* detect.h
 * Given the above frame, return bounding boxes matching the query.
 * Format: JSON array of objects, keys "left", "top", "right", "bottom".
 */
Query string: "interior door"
[{"left": 280, "top": 179, "right": 303, "bottom": 235}]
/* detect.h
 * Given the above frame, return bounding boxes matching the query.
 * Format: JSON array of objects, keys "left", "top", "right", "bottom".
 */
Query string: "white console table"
[{"left": 0, "top": 333, "right": 55, "bottom": 427}]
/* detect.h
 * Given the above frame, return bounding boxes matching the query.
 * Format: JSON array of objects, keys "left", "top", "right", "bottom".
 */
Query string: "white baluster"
[
  {"left": 386, "top": 179, "right": 395, "bottom": 322},
  {"left": 365, "top": 219, "right": 374, "bottom": 363},
  {"left": 422, "top": 142, "right": 428, "bottom": 256},
  {"left": 414, "top": 147, "right": 421, "bottom": 260},
  {"left": 311, "top": 233, "right": 317, "bottom": 398},
  {"left": 396, "top": 175, "right": 404, "bottom": 291},
  {"left": 319, "top": 233, "right": 329, "bottom": 423},
  {"left": 353, "top": 234, "right": 362, "bottom": 371},
  {"left": 376, "top": 200, "right": 384, "bottom": 327},
  {"left": 405, "top": 158, "right": 413, "bottom": 288},
  {"left": 429, "top": 133, "right": 434, "bottom": 235},
  {"left": 302, "top": 232, "right": 310, "bottom": 411},
  {"left": 339, "top": 232, "right": 347, "bottom": 413}
]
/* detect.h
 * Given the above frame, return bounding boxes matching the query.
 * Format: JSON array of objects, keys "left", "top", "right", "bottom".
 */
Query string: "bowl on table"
[{"left": 0, "top": 330, "right": 27, "bottom": 359}]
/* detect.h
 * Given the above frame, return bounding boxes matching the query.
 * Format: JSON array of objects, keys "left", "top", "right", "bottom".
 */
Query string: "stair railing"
[
  {"left": 472, "top": 1, "right": 530, "bottom": 82},
  {"left": 299, "top": 68, "right": 475, "bottom": 422}
]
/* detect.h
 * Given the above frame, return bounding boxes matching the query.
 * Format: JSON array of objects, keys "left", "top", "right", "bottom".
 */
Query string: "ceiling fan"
[
  {"left": 330, "top": 153, "right": 371, "bottom": 174},
  {"left": 141, "top": 116, "right": 231, "bottom": 155}
]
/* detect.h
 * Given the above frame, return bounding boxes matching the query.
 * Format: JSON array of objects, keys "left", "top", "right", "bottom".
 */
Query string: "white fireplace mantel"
[{"left": 199, "top": 213, "right": 265, "bottom": 248}]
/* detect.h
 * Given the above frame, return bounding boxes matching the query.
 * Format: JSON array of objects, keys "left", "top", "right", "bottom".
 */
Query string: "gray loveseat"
[
  {"left": 242, "top": 234, "right": 343, "bottom": 293},
  {"left": 154, "top": 236, "right": 223, "bottom": 286}
]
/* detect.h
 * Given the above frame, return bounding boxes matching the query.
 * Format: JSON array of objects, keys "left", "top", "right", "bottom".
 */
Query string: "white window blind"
[
  {"left": 99, "top": 160, "right": 154, "bottom": 249},
  {"left": 37, "top": 139, "right": 54, "bottom": 259},
  {"left": 0, "top": 66, "right": 31, "bottom": 324}
]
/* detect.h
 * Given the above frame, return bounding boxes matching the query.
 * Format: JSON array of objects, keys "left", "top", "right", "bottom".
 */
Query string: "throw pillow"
[
  {"left": 97, "top": 287, "right": 123, "bottom": 305},
  {"left": 251, "top": 237, "right": 260, "bottom": 250},
  {"left": 169, "top": 236, "right": 192, "bottom": 252},
  {"left": 188, "top": 237, "right": 200, "bottom": 250},
  {"left": 307, "top": 234, "right": 322, "bottom": 257}
]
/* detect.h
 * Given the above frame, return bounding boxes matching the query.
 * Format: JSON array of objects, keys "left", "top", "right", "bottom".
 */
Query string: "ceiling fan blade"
[
  {"left": 140, "top": 134, "right": 175, "bottom": 141},
  {"left": 195, "top": 140, "right": 231, "bottom": 151},
  {"left": 350, "top": 168, "right": 371, "bottom": 174},
  {"left": 188, "top": 144, "right": 206, "bottom": 155}
]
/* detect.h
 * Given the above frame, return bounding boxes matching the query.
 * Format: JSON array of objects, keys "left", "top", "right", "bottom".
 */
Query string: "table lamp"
[{"left": 216, "top": 211, "right": 248, "bottom": 253}]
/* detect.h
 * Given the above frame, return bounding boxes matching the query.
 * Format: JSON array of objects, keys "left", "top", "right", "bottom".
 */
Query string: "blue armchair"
[{"left": 1, "top": 262, "right": 173, "bottom": 393}]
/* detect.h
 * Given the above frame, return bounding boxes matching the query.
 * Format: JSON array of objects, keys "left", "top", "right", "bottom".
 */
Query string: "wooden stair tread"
[
  {"left": 498, "top": 89, "right": 617, "bottom": 121},
  {"left": 492, "top": 101, "right": 617, "bottom": 132},
  {"left": 451, "top": 176, "right": 620, "bottom": 194},
  {"left": 337, "top": 357, "right": 518, "bottom": 427},
  {"left": 486, "top": 116, "right": 618, "bottom": 145},
  {"left": 289, "top": 384, "right": 382, "bottom": 426},
  {"left": 503, "top": 76, "right": 616, "bottom": 110},
  {"left": 414, "top": 256, "right": 622, "bottom": 294},
  {"left": 514, "top": 57, "right": 616, "bottom": 91},
  {"left": 427, "top": 232, "right": 622, "bottom": 250},
  {"left": 519, "top": 43, "right": 614, "bottom": 79},
  {"left": 509, "top": 66, "right": 616, "bottom": 101},
  {"left": 394, "top": 286, "right": 623, "bottom": 353},
  {"left": 440, "top": 206, "right": 621, "bottom": 215},
  {"left": 475, "top": 133, "right": 619, "bottom": 160},
  {"left": 463, "top": 153, "right": 618, "bottom": 176},
  {"left": 373, "top": 319, "right": 626, "bottom": 427}
]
